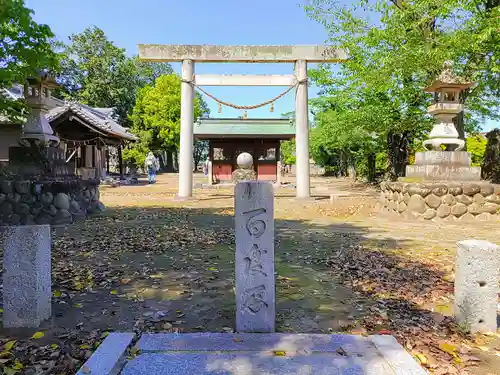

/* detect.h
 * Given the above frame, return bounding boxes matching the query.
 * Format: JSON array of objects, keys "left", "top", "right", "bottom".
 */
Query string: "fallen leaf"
[
  {"left": 82, "top": 366, "right": 91, "bottom": 374},
  {"left": 110, "top": 290, "right": 118, "bottom": 295},
  {"left": 3, "top": 340, "right": 16, "bottom": 351},
  {"left": 12, "top": 359, "right": 23, "bottom": 370},
  {"left": 273, "top": 351, "right": 286, "bottom": 356},
  {"left": 415, "top": 353, "right": 428, "bottom": 365},
  {"left": 31, "top": 331, "right": 44, "bottom": 339}
]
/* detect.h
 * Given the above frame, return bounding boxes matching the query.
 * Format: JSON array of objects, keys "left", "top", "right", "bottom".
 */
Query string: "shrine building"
[{"left": 194, "top": 117, "right": 295, "bottom": 183}]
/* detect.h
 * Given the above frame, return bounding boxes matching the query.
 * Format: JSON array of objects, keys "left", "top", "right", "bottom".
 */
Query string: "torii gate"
[{"left": 138, "top": 45, "right": 347, "bottom": 199}]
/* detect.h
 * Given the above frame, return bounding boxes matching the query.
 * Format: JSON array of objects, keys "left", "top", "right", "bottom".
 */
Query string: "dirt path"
[{"left": 1, "top": 174, "right": 499, "bottom": 374}]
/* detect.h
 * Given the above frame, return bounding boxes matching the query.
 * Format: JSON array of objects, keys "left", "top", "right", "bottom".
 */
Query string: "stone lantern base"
[
  {"left": 0, "top": 145, "right": 105, "bottom": 226},
  {"left": 406, "top": 151, "right": 481, "bottom": 181}
]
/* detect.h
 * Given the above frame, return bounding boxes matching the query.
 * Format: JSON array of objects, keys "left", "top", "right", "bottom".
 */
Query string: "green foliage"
[
  {"left": 280, "top": 139, "right": 296, "bottom": 165},
  {"left": 304, "top": 0, "right": 500, "bottom": 179},
  {"left": 0, "top": 0, "right": 59, "bottom": 121},
  {"left": 466, "top": 134, "right": 487, "bottom": 166},
  {"left": 124, "top": 74, "right": 209, "bottom": 169},
  {"left": 57, "top": 26, "right": 173, "bottom": 126}
]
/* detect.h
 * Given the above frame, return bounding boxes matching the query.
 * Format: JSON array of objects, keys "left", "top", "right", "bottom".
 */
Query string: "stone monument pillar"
[
  {"left": 3, "top": 225, "right": 51, "bottom": 327},
  {"left": 235, "top": 181, "right": 275, "bottom": 332}
]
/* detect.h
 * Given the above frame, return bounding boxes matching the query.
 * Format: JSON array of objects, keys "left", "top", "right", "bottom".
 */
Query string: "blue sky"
[
  {"left": 26, "top": 0, "right": 497, "bottom": 130},
  {"left": 25, "top": 0, "right": 329, "bottom": 119}
]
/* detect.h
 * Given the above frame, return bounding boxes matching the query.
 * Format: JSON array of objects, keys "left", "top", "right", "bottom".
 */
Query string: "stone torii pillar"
[
  {"left": 294, "top": 60, "right": 309, "bottom": 198},
  {"left": 138, "top": 45, "right": 347, "bottom": 199},
  {"left": 179, "top": 59, "right": 195, "bottom": 198}
]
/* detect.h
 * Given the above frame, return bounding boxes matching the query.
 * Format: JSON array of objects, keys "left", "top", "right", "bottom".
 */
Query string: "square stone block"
[{"left": 2, "top": 225, "right": 51, "bottom": 327}]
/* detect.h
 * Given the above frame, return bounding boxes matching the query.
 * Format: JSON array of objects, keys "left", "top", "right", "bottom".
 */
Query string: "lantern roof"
[
  {"left": 423, "top": 61, "right": 475, "bottom": 92},
  {"left": 26, "top": 69, "right": 59, "bottom": 89}
]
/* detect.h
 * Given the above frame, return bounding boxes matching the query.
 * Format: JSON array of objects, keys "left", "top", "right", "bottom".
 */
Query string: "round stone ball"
[{"left": 236, "top": 152, "right": 253, "bottom": 170}]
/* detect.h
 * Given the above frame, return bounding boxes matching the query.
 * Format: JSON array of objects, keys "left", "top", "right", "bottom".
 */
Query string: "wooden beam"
[
  {"left": 138, "top": 44, "right": 347, "bottom": 63},
  {"left": 195, "top": 74, "right": 296, "bottom": 86},
  {"left": 118, "top": 144, "right": 123, "bottom": 179}
]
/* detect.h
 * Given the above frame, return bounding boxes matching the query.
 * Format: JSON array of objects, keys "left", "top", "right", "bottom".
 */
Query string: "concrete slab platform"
[{"left": 79, "top": 333, "right": 428, "bottom": 375}]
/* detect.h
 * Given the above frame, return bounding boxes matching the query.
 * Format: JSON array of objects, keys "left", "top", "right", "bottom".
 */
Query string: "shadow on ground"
[{"left": 0, "top": 204, "right": 495, "bottom": 374}]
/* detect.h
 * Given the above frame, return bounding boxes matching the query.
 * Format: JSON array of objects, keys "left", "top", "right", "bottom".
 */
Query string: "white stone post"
[
  {"left": 455, "top": 240, "right": 500, "bottom": 333},
  {"left": 235, "top": 181, "right": 275, "bottom": 332},
  {"left": 294, "top": 60, "right": 310, "bottom": 198},
  {"left": 207, "top": 160, "right": 213, "bottom": 185},
  {"left": 3, "top": 225, "right": 51, "bottom": 327},
  {"left": 276, "top": 161, "right": 282, "bottom": 186},
  {"left": 178, "top": 60, "right": 195, "bottom": 198}
]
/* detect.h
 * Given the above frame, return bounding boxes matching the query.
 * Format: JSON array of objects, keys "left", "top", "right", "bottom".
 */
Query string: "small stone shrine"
[
  {"left": 380, "top": 62, "right": 500, "bottom": 221},
  {"left": 0, "top": 72, "right": 104, "bottom": 226},
  {"left": 231, "top": 152, "right": 257, "bottom": 183}
]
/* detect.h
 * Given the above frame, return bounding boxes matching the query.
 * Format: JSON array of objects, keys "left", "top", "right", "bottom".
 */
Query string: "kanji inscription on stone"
[{"left": 235, "top": 181, "right": 275, "bottom": 332}]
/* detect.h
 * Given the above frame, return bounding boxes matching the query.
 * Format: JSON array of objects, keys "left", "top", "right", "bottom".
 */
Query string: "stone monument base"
[
  {"left": 78, "top": 333, "right": 427, "bottom": 375},
  {"left": 406, "top": 151, "right": 481, "bottom": 181},
  {"left": 0, "top": 177, "right": 104, "bottom": 226},
  {"left": 231, "top": 168, "right": 257, "bottom": 183},
  {"left": 406, "top": 165, "right": 481, "bottom": 181},
  {"left": 379, "top": 180, "right": 500, "bottom": 222}
]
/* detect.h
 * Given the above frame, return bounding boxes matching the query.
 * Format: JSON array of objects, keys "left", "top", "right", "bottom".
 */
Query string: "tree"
[
  {"left": 57, "top": 26, "right": 173, "bottom": 126},
  {"left": 0, "top": 0, "right": 59, "bottom": 120},
  {"left": 466, "top": 133, "right": 487, "bottom": 166},
  {"left": 193, "top": 140, "right": 208, "bottom": 171},
  {"left": 124, "top": 74, "right": 210, "bottom": 169}
]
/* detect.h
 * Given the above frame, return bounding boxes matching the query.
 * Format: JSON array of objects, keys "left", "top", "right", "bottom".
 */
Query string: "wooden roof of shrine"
[
  {"left": 0, "top": 86, "right": 137, "bottom": 142},
  {"left": 194, "top": 118, "right": 295, "bottom": 140}
]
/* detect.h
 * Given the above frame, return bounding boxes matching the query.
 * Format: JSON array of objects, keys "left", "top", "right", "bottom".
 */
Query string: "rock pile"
[
  {"left": 0, "top": 178, "right": 104, "bottom": 226},
  {"left": 380, "top": 181, "right": 500, "bottom": 221}
]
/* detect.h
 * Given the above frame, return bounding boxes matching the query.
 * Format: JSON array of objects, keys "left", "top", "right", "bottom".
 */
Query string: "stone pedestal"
[
  {"left": 234, "top": 181, "right": 275, "bottom": 333},
  {"left": 406, "top": 164, "right": 481, "bottom": 181},
  {"left": 407, "top": 151, "right": 481, "bottom": 181},
  {"left": 455, "top": 240, "right": 500, "bottom": 333},
  {"left": 3, "top": 225, "right": 51, "bottom": 327},
  {"left": 232, "top": 169, "right": 257, "bottom": 183}
]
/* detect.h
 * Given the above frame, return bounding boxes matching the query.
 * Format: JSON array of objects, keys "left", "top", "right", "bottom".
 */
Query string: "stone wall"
[
  {"left": 0, "top": 178, "right": 103, "bottom": 226},
  {"left": 379, "top": 181, "right": 500, "bottom": 221}
]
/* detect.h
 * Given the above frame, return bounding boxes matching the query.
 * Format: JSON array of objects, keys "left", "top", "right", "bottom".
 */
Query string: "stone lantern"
[
  {"left": 378, "top": 61, "right": 500, "bottom": 223},
  {"left": 422, "top": 61, "right": 475, "bottom": 151},
  {"left": 405, "top": 61, "right": 480, "bottom": 181},
  {"left": 20, "top": 70, "right": 60, "bottom": 147}
]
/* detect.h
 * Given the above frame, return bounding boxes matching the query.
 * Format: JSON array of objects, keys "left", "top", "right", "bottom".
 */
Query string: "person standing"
[
  {"left": 202, "top": 158, "right": 209, "bottom": 176},
  {"left": 145, "top": 152, "right": 159, "bottom": 184}
]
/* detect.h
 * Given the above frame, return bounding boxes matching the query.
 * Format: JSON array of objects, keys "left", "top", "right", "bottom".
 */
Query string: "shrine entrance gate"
[{"left": 138, "top": 44, "right": 347, "bottom": 199}]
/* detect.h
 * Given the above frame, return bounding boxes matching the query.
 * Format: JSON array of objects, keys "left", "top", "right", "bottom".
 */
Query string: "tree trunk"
[
  {"left": 367, "top": 153, "right": 376, "bottom": 182},
  {"left": 340, "top": 151, "right": 348, "bottom": 177},
  {"left": 173, "top": 150, "right": 179, "bottom": 172},
  {"left": 387, "top": 132, "right": 410, "bottom": 180},
  {"left": 347, "top": 156, "right": 357, "bottom": 181},
  {"left": 118, "top": 144, "right": 123, "bottom": 179},
  {"left": 166, "top": 152, "right": 174, "bottom": 172}
]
